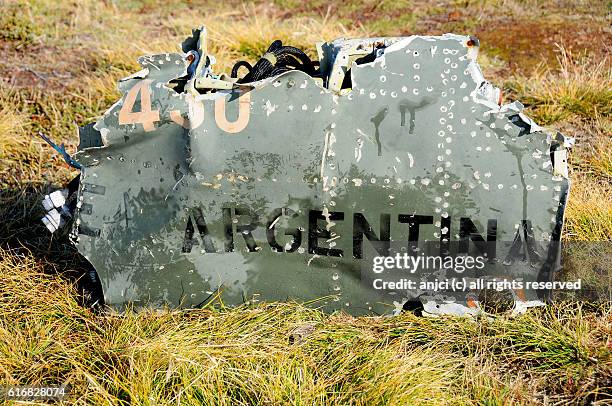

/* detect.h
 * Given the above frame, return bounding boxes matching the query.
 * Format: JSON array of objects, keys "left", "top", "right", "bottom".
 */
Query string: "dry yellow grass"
[
  {"left": 0, "top": 249, "right": 610, "bottom": 404},
  {"left": 0, "top": 0, "right": 611, "bottom": 404},
  {"left": 564, "top": 175, "right": 612, "bottom": 241},
  {"left": 507, "top": 47, "right": 611, "bottom": 126}
]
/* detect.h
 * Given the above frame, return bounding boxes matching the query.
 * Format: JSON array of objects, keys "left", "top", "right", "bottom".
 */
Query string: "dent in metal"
[{"left": 61, "top": 27, "right": 572, "bottom": 316}]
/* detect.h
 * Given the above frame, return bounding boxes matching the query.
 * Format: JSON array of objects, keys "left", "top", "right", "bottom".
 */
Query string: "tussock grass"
[
  {"left": 506, "top": 47, "right": 612, "bottom": 125},
  {"left": 0, "top": 251, "right": 610, "bottom": 404},
  {"left": 566, "top": 117, "right": 612, "bottom": 182},
  {"left": 564, "top": 175, "right": 612, "bottom": 241}
]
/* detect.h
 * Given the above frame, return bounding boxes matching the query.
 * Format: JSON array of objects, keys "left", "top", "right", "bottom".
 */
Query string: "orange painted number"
[{"left": 118, "top": 80, "right": 160, "bottom": 132}]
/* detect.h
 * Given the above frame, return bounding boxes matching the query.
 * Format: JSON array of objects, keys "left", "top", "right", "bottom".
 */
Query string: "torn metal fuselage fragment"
[{"left": 64, "top": 27, "right": 572, "bottom": 316}]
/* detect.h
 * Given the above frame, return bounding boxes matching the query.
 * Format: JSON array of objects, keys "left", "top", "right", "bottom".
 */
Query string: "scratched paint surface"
[{"left": 72, "top": 31, "right": 571, "bottom": 315}]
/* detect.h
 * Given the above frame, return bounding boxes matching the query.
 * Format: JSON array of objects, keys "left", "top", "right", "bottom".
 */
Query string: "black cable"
[
  {"left": 232, "top": 40, "right": 318, "bottom": 83},
  {"left": 276, "top": 46, "right": 314, "bottom": 73},
  {"left": 230, "top": 61, "right": 252, "bottom": 78}
]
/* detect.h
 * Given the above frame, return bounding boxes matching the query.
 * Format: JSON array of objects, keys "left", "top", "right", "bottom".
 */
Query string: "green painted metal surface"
[{"left": 69, "top": 29, "right": 572, "bottom": 315}]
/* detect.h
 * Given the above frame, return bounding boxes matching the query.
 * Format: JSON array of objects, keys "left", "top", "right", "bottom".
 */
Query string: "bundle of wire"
[{"left": 231, "top": 40, "right": 318, "bottom": 83}]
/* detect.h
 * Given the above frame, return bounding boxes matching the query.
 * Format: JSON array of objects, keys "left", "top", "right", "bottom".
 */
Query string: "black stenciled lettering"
[
  {"left": 222, "top": 207, "right": 233, "bottom": 252},
  {"left": 440, "top": 215, "right": 451, "bottom": 257},
  {"left": 398, "top": 214, "right": 433, "bottom": 255},
  {"left": 223, "top": 207, "right": 259, "bottom": 252},
  {"left": 267, "top": 208, "right": 302, "bottom": 252},
  {"left": 459, "top": 217, "right": 497, "bottom": 259},
  {"left": 398, "top": 214, "right": 433, "bottom": 241},
  {"left": 504, "top": 220, "right": 541, "bottom": 265},
  {"left": 182, "top": 207, "right": 216, "bottom": 253},
  {"left": 353, "top": 213, "right": 390, "bottom": 259},
  {"left": 308, "top": 210, "right": 343, "bottom": 257}
]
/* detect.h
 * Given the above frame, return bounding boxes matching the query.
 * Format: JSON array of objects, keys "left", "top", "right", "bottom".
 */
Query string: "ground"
[{"left": 0, "top": 0, "right": 610, "bottom": 404}]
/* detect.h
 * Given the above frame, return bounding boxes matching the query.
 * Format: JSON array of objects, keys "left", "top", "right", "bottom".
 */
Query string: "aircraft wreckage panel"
[{"left": 69, "top": 32, "right": 571, "bottom": 315}]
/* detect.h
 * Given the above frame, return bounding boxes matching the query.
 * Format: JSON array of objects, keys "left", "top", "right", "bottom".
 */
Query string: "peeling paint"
[{"left": 39, "top": 27, "right": 574, "bottom": 316}]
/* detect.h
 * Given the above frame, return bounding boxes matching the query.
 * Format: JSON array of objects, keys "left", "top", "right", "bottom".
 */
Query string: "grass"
[
  {"left": 0, "top": 0, "right": 611, "bottom": 404},
  {"left": 506, "top": 48, "right": 612, "bottom": 126},
  {"left": 1, "top": 251, "right": 610, "bottom": 404}
]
